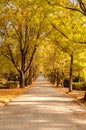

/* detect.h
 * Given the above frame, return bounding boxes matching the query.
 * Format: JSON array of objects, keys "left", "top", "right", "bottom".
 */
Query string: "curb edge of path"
[{"left": 53, "top": 86, "right": 86, "bottom": 110}]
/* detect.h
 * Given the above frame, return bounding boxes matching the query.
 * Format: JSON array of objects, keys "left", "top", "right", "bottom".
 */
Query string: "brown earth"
[
  {"left": 0, "top": 86, "right": 30, "bottom": 106},
  {"left": 0, "top": 83, "right": 86, "bottom": 108}
]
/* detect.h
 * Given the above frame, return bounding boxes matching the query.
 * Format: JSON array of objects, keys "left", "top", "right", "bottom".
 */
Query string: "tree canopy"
[{"left": 0, "top": 0, "right": 86, "bottom": 97}]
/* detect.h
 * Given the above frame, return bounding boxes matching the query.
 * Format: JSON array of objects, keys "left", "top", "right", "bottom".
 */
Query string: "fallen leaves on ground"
[
  {"left": 56, "top": 87, "right": 86, "bottom": 107},
  {"left": 0, "top": 86, "right": 30, "bottom": 105}
]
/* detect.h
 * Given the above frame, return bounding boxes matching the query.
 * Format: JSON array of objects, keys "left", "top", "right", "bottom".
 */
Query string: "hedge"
[
  {"left": 0, "top": 81, "right": 19, "bottom": 89},
  {"left": 72, "top": 82, "right": 86, "bottom": 91}
]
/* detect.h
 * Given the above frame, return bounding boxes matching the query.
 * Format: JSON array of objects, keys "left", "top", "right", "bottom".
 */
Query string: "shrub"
[
  {"left": 64, "top": 78, "right": 70, "bottom": 87},
  {"left": 0, "top": 81, "right": 19, "bottom": 89},
  {"left": 72, "top": 82, "right": 86, "bottom": 90},
  {"left": 7, "top": 71, "right": 19, "bottom": 81}
]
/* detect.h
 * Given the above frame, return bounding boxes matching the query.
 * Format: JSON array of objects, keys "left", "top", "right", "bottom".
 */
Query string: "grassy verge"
[
  {"left": 0, "top": 87, "right": 30, "bottom": 105},
  {"left": 56, "top": 87, "right": 86, "bottom": 107}
]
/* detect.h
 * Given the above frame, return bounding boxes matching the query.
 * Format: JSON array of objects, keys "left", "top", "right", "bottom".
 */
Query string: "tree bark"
[
  {"left": 19, "top": 71, "right": 25, "bottom": 88},
  {"left": 52, "top": 71, "right": 56, "bottom": 85},
  {"left": 69, "top": 52, "right": 73, "bottom": 92},
  {"left": 84, "top": 92, "right": 86, "bottom": 100},
  {"left": 56, "top": 71, "right": 59, "bottom": 86},
  {"left": 62, "top": 71, "right": 64, "bottom": 87},
  {"left": 28, "top": 66, "right": 33, "bottom": 85}
]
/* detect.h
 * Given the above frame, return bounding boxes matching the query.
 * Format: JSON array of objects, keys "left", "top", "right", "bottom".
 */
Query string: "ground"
[
  {"left": 56, "top": 87, "right": 86, "bottom": 108},
  {"left": 0, "top": 87, "right": 30, "bottom": 106},
  {"left": 0, "top": 76, "right": 86, "bottom": 130}
]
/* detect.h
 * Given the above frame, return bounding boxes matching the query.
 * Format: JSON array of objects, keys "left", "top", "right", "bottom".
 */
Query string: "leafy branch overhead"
[
  {"left": 0, "top": 0, "right": 86, "bottom": 92},
  {"left": 45, "top": 0, "right": 86, "bottom": 16},
  {"left": 66, "top": 0, "right": 86, "bottom": 16}
]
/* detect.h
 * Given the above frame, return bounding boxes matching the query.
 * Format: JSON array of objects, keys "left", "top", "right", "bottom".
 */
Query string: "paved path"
[{"left": 0, "top": 76, "right": 86, "bottom": 130}]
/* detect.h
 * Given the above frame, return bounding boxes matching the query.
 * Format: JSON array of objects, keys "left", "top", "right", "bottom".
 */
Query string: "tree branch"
[
  {"left": 7, "top": 44, "right": 20, "bottom": 72},
  {"left": 24, "top": 44, "right": 37, "bottom": 73},
  {"left": 78, "top": 0, "right": 86, "bottom": 14},
  {"left": 51, "top": 23, "right": 86, "bottom": 44},
  {"left": 51, "top": 23, "right": 71, "bottom": 40},
  {"left": 65, "top": 0, "right": 86, "bottom": 16},
  {"left": 0, "top": 52, "right": 11, "bottom": 60}
]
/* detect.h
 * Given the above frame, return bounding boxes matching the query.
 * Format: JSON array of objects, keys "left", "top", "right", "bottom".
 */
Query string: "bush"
[
  {"left": 64, "top": 78, "right": 70, "bottom": 87},
  {"left": 0, "top": 79, "right": 7, "bottom": 89},
  {"left": 73, "top": 76, "right": 84, "bottom": 82},
  {"left": 7, "top": 71, "right": 19, "bottom": 81},
  {"left": 72, "top": 82, "right": 86, "bottom": 90},
  {"left": 0, "top": 81, "right": 19, "bottom": 89}
]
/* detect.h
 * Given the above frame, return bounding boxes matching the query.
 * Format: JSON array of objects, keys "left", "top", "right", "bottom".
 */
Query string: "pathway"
[{"left": 0, "top": 76, "right": 86, "bottom": 130}]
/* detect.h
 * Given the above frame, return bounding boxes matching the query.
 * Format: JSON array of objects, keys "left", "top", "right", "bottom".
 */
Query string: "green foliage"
[
  {"left": 7, "top": 71, "right": 19, "bottom": 81},
  {"left": 72, "top": 82, "right": 86, "bottom": 90},
  {"left": 0, "top": 0, "right": 86, "bottom": 89}
]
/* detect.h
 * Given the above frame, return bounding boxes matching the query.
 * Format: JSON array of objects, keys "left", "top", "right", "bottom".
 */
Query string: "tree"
[
  {"left": 65, "top": 0, "right": 86, "bottom": 16},
  {"left": 0, "top": 0, "right": 52, "bottom": 87},
  {"left": 65, "top": 0, "right": 86, "bottom": 98}
]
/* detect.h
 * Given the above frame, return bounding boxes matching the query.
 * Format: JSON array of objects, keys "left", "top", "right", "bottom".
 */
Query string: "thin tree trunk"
[
  {"left": 69, "top": 52, "right": 73, "bottom": 92},
  {"left": 52, "top": 71, "right": 56, "bottom": 85},
  {"left": 19, "top": 71, "right": 25, "bottom": 88},
  {"left": 84, "top": 92, "right": 86, "bottom": 100},
  {"left": 62, "top": 71, "right": 64, "bottom": 87},
  {"left": 28, "top": 66, "right": 33, "bottom": 85},
  {"left": 56, "top": 71, "right": 59, "bottom": 86}
]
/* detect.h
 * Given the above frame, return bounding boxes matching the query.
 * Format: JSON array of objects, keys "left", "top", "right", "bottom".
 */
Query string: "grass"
[{"left": 0, "top": 87, "right": 30, "bottom": 105}]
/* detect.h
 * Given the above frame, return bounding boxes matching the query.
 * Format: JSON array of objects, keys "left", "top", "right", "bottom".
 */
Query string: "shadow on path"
[{"left": 0, "top": 76, "right": 86, "bottom": 130}]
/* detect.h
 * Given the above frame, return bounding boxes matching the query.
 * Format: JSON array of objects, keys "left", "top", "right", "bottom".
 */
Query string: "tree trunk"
[
  {"left": 52, "top": 72, "right": 56, "bottom": 85},
  {"left": 84, "top": 92, "right": 86, "bottom": 100},
  {"left": 19, "top": 71, "right": 25, "bottom": 88},
  {"left": 69, "top": 52, "right": 73, "bottom": 92},
  {"left": 56, "top": 71, "right": 59, "bottom": 86},
  {"left": 28, "top": 66, "right": 33, "bottom": 85},
  {"left": 62, "top": 71, "right": 64, "bottom": 87}
]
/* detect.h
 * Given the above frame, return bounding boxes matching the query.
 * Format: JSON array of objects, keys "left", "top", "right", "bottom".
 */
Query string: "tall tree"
[{"left": 0, "top": 0, "right": 52, "bottom": 87}]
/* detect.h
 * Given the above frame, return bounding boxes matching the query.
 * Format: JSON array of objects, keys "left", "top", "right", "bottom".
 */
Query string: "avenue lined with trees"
[{"left": 0, "top": 0, "right": 86, "bottom": 100}]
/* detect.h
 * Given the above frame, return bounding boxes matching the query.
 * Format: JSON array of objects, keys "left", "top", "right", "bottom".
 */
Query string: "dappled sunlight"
[
  {"left": 9, "top": 95, "right": 73, "bottom": 105},
  {"left": 0, "top": 76, "right": 86, "bottom": 130},
  {"left": 15, "top": 96, "right": 72, "bottom": 102}
]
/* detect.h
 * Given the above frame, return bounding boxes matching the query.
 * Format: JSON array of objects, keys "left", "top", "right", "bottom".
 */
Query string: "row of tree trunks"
[
  {"left": 47, "top": 70, "right": 60, "bottom": 86},
  {"left": 48, "top": 52, "right": 74, "bottom": 92},
  {"left": 19, "top": 64, "right": 38, "bottom": 88}
]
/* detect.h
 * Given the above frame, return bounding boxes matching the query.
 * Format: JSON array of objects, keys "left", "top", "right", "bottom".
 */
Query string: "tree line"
[{"left": 0, "top": 0, "right": 86, "bottom": 99}]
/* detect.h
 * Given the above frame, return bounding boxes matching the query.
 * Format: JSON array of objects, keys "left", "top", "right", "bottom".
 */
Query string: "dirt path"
[{"left": 0, "top": 76, "right": 86, "bottom": 130}]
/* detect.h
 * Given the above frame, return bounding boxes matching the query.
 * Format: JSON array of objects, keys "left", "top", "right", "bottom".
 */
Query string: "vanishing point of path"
[{"left": 0, "top": 76, "right": 86, "bottom": 130}]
